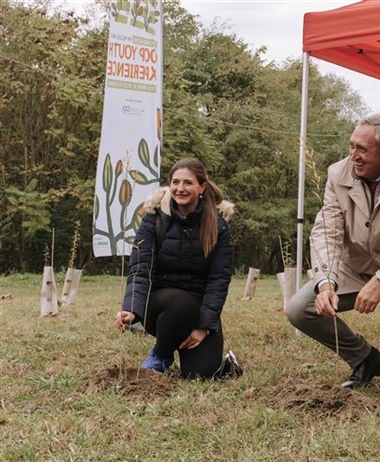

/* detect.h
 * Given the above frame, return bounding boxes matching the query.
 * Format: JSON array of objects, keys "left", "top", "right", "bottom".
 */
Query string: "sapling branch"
[
  {"left": 69, "top": 221, "right": 81, "bottom": 269},
  {"left": 306, "top": 146, "right": 340, "bottom": 358}
]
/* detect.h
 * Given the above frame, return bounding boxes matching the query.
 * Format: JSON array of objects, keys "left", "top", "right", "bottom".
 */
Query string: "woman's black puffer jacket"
[{"left": 122, "top": 188, "right": 234, "bottom": 332}]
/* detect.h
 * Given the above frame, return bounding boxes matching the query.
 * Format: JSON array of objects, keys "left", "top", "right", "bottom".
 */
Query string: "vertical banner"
[{"left": 93, "top": 0, "right": 162, "bottom": 257}]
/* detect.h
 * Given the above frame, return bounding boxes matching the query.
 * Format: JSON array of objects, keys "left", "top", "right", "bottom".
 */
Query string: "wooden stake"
[
  {"left": 242, "top": 268, "right": 260, "bottom": 300},
  {"left": 277, "top": 267, "right": 297, "bottom": 311}
]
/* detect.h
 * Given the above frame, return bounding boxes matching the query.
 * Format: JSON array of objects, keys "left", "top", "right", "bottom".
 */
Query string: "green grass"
[{"left": 1, "top": 274, "right": 379, "bottom": 461}]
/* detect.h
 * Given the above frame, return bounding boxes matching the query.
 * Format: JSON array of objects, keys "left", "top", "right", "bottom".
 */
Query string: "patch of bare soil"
[
  {"left": 87, "top": 363, "right": 178, "bottom": 399},
  {"left": 267, "top": 374, "right": 379, "bottom": 419}
]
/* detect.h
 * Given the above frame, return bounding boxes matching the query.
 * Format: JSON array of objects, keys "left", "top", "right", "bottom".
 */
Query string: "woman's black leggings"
[{"left": 144, "top": 288, "right": 223, "bottom": 379}]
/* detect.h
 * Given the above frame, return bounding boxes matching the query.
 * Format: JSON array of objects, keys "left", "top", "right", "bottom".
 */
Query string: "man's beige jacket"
[{"left": 311, "top": 156, "right": 380, "bottom": 294}]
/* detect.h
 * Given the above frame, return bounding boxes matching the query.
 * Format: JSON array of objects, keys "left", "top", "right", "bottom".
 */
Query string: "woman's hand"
[
  {"left": 179, "top": 329, "right": 209, "bottom": 350},
  {"left": 116, "top": 311, "right": 136, "bottom": 332}
]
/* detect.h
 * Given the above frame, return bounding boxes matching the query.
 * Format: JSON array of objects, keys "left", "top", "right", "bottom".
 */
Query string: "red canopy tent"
[
  {"left": 296, "top": 0, "right": 380, "bottom": 289},
  {"left": 304, "top": 0, "right": 380, "bottom": 79}
]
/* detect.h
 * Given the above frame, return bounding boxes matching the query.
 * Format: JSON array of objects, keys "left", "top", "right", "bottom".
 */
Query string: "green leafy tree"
[
  {"left": 1, "top": 0, "right": 107, "bottom": 272},
  {"left": 161, "top": 0, "right": 219, "bottom": 180}
]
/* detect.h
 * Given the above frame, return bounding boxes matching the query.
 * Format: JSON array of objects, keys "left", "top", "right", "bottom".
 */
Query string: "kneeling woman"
[{"left": 116, "top": 158, "right": 234, "bottom": 379}]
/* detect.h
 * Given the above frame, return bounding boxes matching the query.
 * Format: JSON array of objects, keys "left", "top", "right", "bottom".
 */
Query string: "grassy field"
[{"left": 1, "top": 273, "right": 379, "bottom": 461}]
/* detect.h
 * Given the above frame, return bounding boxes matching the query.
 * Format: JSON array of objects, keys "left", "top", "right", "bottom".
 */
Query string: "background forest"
[{"left": 0, "top": 0, "right": 370, "bottom": 275}]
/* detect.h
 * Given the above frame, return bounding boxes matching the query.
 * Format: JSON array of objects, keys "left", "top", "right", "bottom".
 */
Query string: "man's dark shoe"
[{"left": 341, "top": 347, "right": 380, "bottom": 389}]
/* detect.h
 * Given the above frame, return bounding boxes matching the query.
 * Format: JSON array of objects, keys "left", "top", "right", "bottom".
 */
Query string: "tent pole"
[{"left": 296, "top": 52, "right": 310, "bottom": 291}]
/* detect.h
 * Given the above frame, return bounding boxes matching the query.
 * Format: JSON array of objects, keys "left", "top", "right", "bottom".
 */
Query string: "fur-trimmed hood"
[{"left": 144, "top": 186, "right": 235, "bottom": 221}]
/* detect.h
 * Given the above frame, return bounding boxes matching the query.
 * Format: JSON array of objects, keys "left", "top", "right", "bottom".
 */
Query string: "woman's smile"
[{"left": 170, "top": 168, "right": 206, "bottom": 215}]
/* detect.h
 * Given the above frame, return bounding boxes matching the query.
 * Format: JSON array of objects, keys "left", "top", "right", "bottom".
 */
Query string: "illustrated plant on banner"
[{"left": 93, "top": 0, "right": 163, "bottom": 257}]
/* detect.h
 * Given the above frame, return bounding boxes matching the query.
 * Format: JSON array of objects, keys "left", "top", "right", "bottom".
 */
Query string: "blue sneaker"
[{"left": 141, "top": 347, "right": 174, "bottom": 373}]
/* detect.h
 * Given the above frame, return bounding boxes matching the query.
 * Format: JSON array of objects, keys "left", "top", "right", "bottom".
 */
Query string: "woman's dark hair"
[{"left": 168, "top": 158, "right": 224, "bottom": 256}]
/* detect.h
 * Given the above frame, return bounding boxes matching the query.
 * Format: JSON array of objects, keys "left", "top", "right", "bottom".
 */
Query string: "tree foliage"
[
  {"left": 0, "top": 0, "right": 365, "bottom": 274},
  {"left": 1, "top": 0, "right": 107, "bottom": 271}
]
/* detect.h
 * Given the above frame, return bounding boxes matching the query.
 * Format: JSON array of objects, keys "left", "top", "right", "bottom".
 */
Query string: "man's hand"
[
  {"left": 315, "top": 282, "right": 339, "bottom": 317},
  {"left": 354, "top": 276, "right": 380, "bottom": 314},
  {"left": 179, "top": 329, "right": 209, "bottom": 350},
  {"left": 116, "top": 311, "right": 136, "bottom": 332}
]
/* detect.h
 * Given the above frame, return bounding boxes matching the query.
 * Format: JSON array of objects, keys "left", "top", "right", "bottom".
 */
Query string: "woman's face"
[{"left": 170, "top": 168, "right": 206, "bottom": 215}]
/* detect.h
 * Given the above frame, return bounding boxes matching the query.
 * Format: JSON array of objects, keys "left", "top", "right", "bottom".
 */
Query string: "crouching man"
[{"left": 287, "top": 114, "right": 380, "bottom": 388}]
